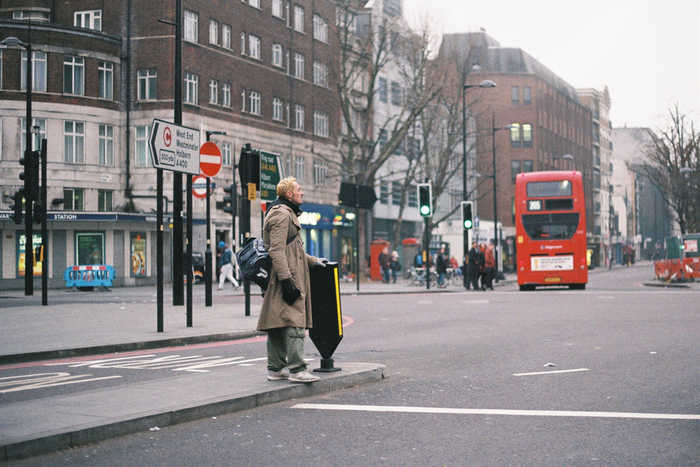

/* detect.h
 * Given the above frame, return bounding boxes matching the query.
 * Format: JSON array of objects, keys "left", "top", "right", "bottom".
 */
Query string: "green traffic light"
[
  {"left": 464, "top": 219, "right": 473, "bottom": 229},
  {"left": 420, "top": 205, "right": 431, "bottom": 216}
]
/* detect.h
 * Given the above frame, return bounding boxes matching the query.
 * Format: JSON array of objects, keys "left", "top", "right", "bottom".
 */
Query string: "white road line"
[
  {"left": 513, "top": 368, "right": 590, "bottom": 377},
  {"left": 291, "top": 403, "right": 700, "bottom": 420}
]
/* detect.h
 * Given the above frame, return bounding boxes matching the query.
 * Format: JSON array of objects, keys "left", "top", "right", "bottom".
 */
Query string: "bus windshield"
[{"left": 522, "top": 213, "right": 579, "bottom": 240}]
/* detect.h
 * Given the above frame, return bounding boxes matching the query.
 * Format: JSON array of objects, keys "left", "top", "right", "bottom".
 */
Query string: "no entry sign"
[
  {"left": 199, "top": 142, "right": 222, "bottom": 178},
  {"left": 192, "top": 175, "right": 207, "bottom": 199}
]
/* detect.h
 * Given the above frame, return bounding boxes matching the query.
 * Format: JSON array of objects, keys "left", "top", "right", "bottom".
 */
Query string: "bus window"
[
  {"left": 522, "top": 213, "right": 579, "bottom": 240},
  {"left": 527, "top": 180, "right": 572, "bottom": 197}
]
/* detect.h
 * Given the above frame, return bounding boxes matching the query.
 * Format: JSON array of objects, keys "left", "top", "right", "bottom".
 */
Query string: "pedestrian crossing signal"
[
  {"left": 418, "top": 183, "right": 432, "bottom": 217},
  {"left": 461, "top": 201, "right": 473, "bottom": 230}
]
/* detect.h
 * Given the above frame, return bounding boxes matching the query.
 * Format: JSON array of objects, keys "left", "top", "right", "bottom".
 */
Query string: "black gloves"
[
  {"left": 312, "top": 258, "right": 329, "bottom": 269},
  {"left": 280, "top": 278, "right": 301, "bottom": 305}
]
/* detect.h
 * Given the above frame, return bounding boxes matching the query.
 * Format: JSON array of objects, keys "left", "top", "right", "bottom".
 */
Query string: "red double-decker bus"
[{"left": 515, "top": 171, "right": 588, "bottom": 290}]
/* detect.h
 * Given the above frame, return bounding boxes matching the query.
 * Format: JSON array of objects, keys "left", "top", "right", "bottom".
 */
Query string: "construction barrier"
[
  {"left": 653, "top": 258, "right": 699, "bottom": 282},
  {"left": 64, "top": 265, "right": 115, "bottom": 290}
]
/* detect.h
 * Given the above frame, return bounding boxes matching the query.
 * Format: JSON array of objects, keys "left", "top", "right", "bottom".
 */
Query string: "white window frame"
[
  {"left": 184, "top": 10, "right": 199, "bottom": 43},
  {"left": 272, "top": 0, "right": 284, "bottom": 19},
  {"left": 313, "top": 158, "right": 327, "bottom": 185},
  {"left": 249, "top": 0, "right": 261, "bottom": 8},
  {"left": 294, "top": 52, "right": 304, "bottom": 80},
  {"left": 222, "top": 142, "right": 232, "bottom": 166},
  {"left": 98, "top": 61, "right": 113, "bottom": 100},
  {"left": 240, "top": 33, "right": 246, "bottom": 55},
  {"left": 209, "top": 19, "right": 219, "bottom": 45},
  {"left": 98, "top": 189, "right": 113, "bottom": 212},
  {"left": 64, "top": 120, "right": 84, "bottom": 164},
  {"left": 294, "top": 104, "right": 305, "bottom": 131},
  {"left": 135, "top": 125, "right": 150, "bottom": 167},
  {"left": 294, "top": 5, "right": 304, "bottom": 33},
  {"left": 222, "top": 83, "right": 231, "bottom": 107},
  {"left": 74, "top": 10, "right": 101, "bottom": 31},
  {"left": 313, "top": 14, "right": 327, "bottom": 42},
  {"left": 313, "top": 111, "right": 329, "bottom": 137},
  {"left": 294, "top": 155, "right": 305, "bottom": 181},
  {"left": 137, "top": 69, "right": 157, "bottom": 100},
  {"left": 222, "top": 24, "right": 231, "bottom": 49},
  {"left": 21, "top": 50, "right": 47, "bottom": 92},
  {"left": 98, "top": 124, "right": 114, "bottom": 166},
  {"left": 272, "top": 44, "right": 283, "bottom": 67},
  {"left": 313, "top": 61, "right": 327, "bottom": 87},
  {"left": 184, "top": 72, "right": 198, "bottom": 105},
  {"left": 209, "top": 80, "right": 218, "bottom": 104},
  {"left": 273, "top": 97, "right": 284, "bottom": 122},
  {"left": 20, "top": 118, "right": 47, "bottom": 154},
  {"left": 248, "top": 34, "right": 261, "bottom": 59},
  {"left": 63, "top": 55, "right": 84, "bottom": 95},
  {"left": 248, "top": 91, "right": 261, "bottom": 115}
]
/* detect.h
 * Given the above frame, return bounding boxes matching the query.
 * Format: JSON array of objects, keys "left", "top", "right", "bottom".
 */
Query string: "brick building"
[{"left": 0, "top": 0, "right": 344, "bottom": 288}]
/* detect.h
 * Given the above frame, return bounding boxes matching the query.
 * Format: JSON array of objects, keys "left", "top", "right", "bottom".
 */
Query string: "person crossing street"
[{"left": 218, "top": 241, "right": 239, "bottom": 290}]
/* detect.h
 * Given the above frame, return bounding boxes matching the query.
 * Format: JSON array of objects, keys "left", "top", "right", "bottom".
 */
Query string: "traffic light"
[
  {"left": 33, "top": 202, "right": 44, "bottom": 224},
  {"left": 10, "top": 190, "right": 24, "bottom": 225},
  {"left": 222, "top": 184, "right": 236, "bottom": 215},
  {"left": 461, "top": 201, "right": 474, "bottom": 230},
  {"left": 19, "top": 150, "right": 40, "bottom": 201},
  {"left": 417, "top": 183, "right": 432, "bottom": 217}
]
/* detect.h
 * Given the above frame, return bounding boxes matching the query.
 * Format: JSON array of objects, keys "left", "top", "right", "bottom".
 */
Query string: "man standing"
[
  {"left": 468, "top": 241, "right": 480, "bottom": 290},
  {"left": 378, "top": 246, "right": 390, "bottom": 283},
  {"left": 218, "top": 242, "right": 239, "bottom": 289},
  {"left": 436, "top": 247, "right": 448, "bottom": 287},
  {"left": 257, "top": 177, "right": 325, "bottom": 383}
]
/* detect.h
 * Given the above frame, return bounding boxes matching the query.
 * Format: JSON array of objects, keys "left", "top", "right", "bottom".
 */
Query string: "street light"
[
  {"left": 491, "top": 117, "right": 514, "bottom": 281},
  {"left": 462, "top": 77, "right": 496, "bottom": 261},
  {"left": 553, "top": 153, "right": 574, "bottom": 170}
]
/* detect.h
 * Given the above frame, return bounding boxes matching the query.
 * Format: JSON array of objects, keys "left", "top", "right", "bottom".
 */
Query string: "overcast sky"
[{"left": 402, "top": 0, "right": 700, "bottom": 130}]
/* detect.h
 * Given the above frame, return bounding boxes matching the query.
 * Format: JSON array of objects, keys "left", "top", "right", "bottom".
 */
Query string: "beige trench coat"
[{"left": 256, "top": 202, "right": 320, "bottom": 331}]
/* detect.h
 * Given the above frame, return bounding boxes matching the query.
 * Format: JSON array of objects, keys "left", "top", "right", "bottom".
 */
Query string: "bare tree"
[{"left": 643, "top": 105, "right": 700, "bottom": 235}]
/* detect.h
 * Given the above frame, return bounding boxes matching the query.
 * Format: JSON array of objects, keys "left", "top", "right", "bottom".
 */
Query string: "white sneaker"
[
  {"left": 267, "top": 368, "right": 290, "bottom": 381},
  {"left": 288, "top": 370, "right": 320, "bottom": 383}
]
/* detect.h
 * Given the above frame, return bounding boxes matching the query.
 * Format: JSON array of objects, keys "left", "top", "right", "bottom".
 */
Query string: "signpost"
[
  {"left": 199, "top": 141, "right": 222, "bottom": 178},
  {"left": 259, "top": 151, "right": 281, "bottom": 202},
  {"left": 199, "top": 139, "right": 222, "bottom": 308}
]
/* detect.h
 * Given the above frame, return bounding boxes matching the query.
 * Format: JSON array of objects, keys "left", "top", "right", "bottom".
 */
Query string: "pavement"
[{"left": 0, "top": 273, "right": 509, "bottom": 461}]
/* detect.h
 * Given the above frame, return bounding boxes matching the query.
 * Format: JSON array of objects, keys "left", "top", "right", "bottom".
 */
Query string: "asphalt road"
[{"left": 11, "top": 266, "right": 700, "bottom": 466}]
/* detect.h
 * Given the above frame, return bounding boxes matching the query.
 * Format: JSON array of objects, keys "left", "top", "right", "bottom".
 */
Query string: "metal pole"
[
  {"left": 205, "top": 175, "right": 212, "bottom": 307},
  {"left": 41, "top": 138, "right": 47, "bottom": 306},
  {"left": 492, "top": 115, "right": 500, "bottom": 282},
  {"left": 24, "top": 21, "right": 34, "bottom": 296},
  {"left": 424, "top": 216, "right": 430, "bottom": 290},
  {"left": 173, "top": 0, "right": 184, "bottom": 306},
  {"left": 157, "top": 168, "right": 164, "bottom": 332},
  {"left": 186, "top": 173, "right": 193, "bottom": 326},
  {"left": 462, "top": 84, "right": 469, "bottom": 264},
  {"left": 355, "top": 207, "right": 360, "bottom": 292}
]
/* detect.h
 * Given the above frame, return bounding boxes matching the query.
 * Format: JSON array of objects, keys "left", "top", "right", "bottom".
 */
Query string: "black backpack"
[{"left": 236, "top": 234, "right": 296, "bottom": 291}]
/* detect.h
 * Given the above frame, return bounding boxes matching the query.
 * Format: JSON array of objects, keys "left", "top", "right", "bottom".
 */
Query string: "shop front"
[{"left": 298, "top": 203, "right": 356, "bottom": 280}]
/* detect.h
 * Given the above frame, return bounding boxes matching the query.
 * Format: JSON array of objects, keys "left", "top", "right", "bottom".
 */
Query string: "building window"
[
  {"left": 249, "top": 0, "right": 260, "bottom": 8},
  {"left": 184, "top": 72, "right": 198, "bottom": 104},
  {"left": 408, "top": 186, "right": 417, "bottom": 207},
  {"left": 313, "top": 61, "right": 327, "bottom": 87},
  {"left": 98, "top": 124, "right": 114, "bottom": 166},
  {"left": 390, "top": 81, "right": 401, "bottom": 106},
  {"left": 294, "top": 104, "right": 305, "bottom": 131},
  {"left": 294, "top": 155, "right": 305, "bottom": 181},
  {"left": 21, "top": 51, "right": 47, "bottom": 92},
  {"left": 523, "top": 160, "right": 533, "bottom": 173},
  {"left": 511, "top": 160, "right": 521, "bottom": 184},
  {"left": 272, "top": 44, "right": 283, "bottom": 67},
  {"left": 248, "top": 34, "right": 261, "bottom": 59},
  {"left": 378, "top": 77, "right": 387, "bottom": 103},
  {"left": 222, "top": 24, "right": 231, "bottom": 49},
  {"left": 523, "top": 86, "right": 531, "bottom": 104},
  {"left": 511, "top": 85, "right": 519, "bottom": 104},
  {"left": 391, "top": 181, "right": 402, "bottom": 206},
  {"left": 273, "top": 97, "right": 284, "bottom": 121},
  {"left": 222, "top": 83, "right": 231, "bottom": 107},
  {"left": 248, "top": 91, "right": 261, "bottom": 115},
  {"left": 510, "top": 123, "right": 521, "bottom": 147},
  {"left": 272, "top": 0, "right": 284, "bottom": 18},
  {"left": 378, "top": 129, "right": 388, "bottom": 148},
  {"left": 64, "top": 121, "right": 84, "bottom": 163},
  {"left": 137, "top": 69, "right": 157, "bottom": 100},
  {"left": 135, "top": 125, "right": 150, "bottom": 167},
  {"left": 63, "top": 188, "right": 84, "bottom": 211},
  {"left": 313, "top": 159, "right": 327, "bottom": 185},
  {"left": 522, "top": 123, "right": 533, "bottom": 146},
  {"left": 63, "top": 56, "right": 84, "bottom": 95},
  {"left": 98, "top": 62, "right": 113, "bottom": 100},
  {"left": 222, "top": 142, "right": 232, "bottom": 166},
  {"left": 313, "top": 111, "right": 329, "bottom": 137},
  {"left": 294, "top": 52, "right": 304, "bottom": 79},
  {"left": 240, "top": 32, "right": 246, "bottom": 55},
  {"left": 20, "top": 118, "right": 47, "bottom": 154},
  {"left": 335, "top": 7, "right": 356, "bottom": 32},
  {"left": 379, "top": 181, "right": 389, "bottom": 204},
  {"left": 74, "top": 10, "right": 101, "bottom": 31},
  {"left": 313, "top": 14, "right": 328, "bottom": 42},
  {"left": 98, "top": 190, "right": 113, "bottom": 212},
  {"left": 12, "top": 10, "right": 49, "bottom": 21},
  {"left": 294, "top": 5, "right": 304, "bottom": 32},
  {"left": 184, "top": 10, "right": 198, "bottom": 43},
  {"left": 209, "top": 20, "right": 219, "bottom": 45},
  {"left": 209, "top": 80, "right": 218, "bottom": 104}
]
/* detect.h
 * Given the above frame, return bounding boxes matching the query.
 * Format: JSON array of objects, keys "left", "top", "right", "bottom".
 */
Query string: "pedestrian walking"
[
  {"left": 484, "top": 243, "right": 496, "bottom": 290},
  {"left": 257, "top": 177, "right": 326, "bottom": 384},
  {"left": 378, "top": 246, "right": 391, "bottom": 283},
  {"left": 468, "top": 241, "right": 481, "bottom": 290},
  {"left": 478, "top": 243, "right": 487, "bottom": 290},
  {"left": 389, "top": 250, "right": 401, "bottom": 283},
  {"left": 461, "top": 254, "right": 470, "bottom": 290},
  {"left": 436, "top": 247, "right": 448, "bottom": 287},
  {"left": 218, "top": 242, "right": 239, "bottom": 289}
]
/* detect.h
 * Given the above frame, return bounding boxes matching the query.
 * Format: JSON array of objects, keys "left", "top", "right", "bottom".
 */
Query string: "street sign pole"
[
  {"left": 186, "top": 172, "right": 193, "bottom": 327},
  {"left": 41, "top": 139, "right": 48, "bottom": 306},
  {"left": 199, "top": 139, "right": 223, "bottom": 307},
  {"left": 205, "top": 176, "right": 212, "bottom": 307}
]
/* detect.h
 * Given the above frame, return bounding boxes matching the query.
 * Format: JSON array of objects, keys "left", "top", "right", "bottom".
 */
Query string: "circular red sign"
[
  {"left": 199, "top": 142, "right": 222, "bottom": 178},
  {"left": 192, "top": 175, "right": 207, "bottom": 199},
  {"left": 163, "top": 127, "right": 172, "bottom": 147}
]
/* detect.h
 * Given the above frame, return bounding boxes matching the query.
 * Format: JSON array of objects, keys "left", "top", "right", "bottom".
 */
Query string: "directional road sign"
[
  {"left": 192, "top": 175, "right": 207, "bottom": 199},
  {"left": 149, "top": 119, "right": 201, "bottom": 175},
  {"left": 259, "top": 151, "right": 282, "bottom": 202},
  {"left": 199, "top": 142, "right": 222, "bottom": 178}
]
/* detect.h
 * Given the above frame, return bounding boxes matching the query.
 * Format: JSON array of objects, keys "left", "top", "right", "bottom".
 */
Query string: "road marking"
[
  {"left": 513, "top": 368, "right": 590, "bottom": 377},
  {"left": 292, "top": 403, "right": 700, "bottom": 420},
  {"left": 0, "top": 372, "right": 122, "bottom": 393},
  {"left": 463, "top": 300, "right": 489, "bottom": 304},
  {"left": 597, "top": 295, "right": 615, "bottom": 300}
]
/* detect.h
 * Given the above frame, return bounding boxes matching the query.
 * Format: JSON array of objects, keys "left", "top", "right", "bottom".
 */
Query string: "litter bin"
[{"left": 309, "top": 261, "right": 343, "bottom": 372}]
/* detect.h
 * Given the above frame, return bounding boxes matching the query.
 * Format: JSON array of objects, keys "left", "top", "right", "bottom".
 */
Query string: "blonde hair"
[{"left": 276, "top": 177, "right": 298, "bottom": 198}]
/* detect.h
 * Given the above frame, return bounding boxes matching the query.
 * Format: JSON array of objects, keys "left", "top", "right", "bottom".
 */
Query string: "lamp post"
[
  {"left": 490, "top": 116, "right": 513, "bottom": 281},
  {"left": 462, "top": 78, "right": 496, "bottom": 260},
  {"left": 204, "top": 130, "right": 227, "bottom": 307}
]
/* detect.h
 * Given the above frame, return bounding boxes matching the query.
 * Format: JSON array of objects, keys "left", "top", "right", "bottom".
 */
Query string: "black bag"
[{"left": 236, "top": 235, "right": 296, "bottom": 291}]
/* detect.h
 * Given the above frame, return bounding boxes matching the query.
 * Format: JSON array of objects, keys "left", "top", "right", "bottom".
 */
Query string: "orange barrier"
[{"left": 654, "top": 258, "right": 700, "bottom": 281}]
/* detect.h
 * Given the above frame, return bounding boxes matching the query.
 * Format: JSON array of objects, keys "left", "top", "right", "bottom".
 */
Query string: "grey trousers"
[{"left": 266, "top": 327, "right": 307, "bottom": 373}]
